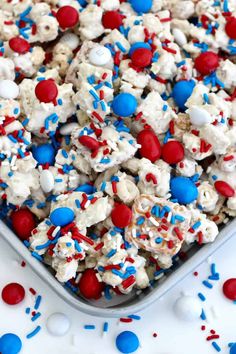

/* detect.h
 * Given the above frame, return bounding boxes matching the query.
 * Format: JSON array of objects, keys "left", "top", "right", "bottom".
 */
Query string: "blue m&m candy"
[
  {"left": 112, "top": 93, "right": 137, "bottom": 117},
  {"left": 130, "top": 0, "right": 153, "bottom": 13},
  {"left": 230, "top": 343, "right": 236, "bottom": 354},
  {"left": 116, "top": 331, "right": 140, "bottom": 354},
  {"left": 0, "top": 333, "right": 22, "bottom": 354},
  {"left": 170, "top": 176, "right": 198, "bottom": 204},
  {"left": 129, "top": 42, "right": 151, "bottom": 56},
  {"left": 172, "top": 80, "right": 195, "bottom": 111},
  {"left": 50, "top": 207, "right": 75, "bottom": 227},
  {"left": 32, "top": 144, "right": 55, "bottom": 165}
]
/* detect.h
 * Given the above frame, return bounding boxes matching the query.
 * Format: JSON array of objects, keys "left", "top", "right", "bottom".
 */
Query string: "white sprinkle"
[
  {"left": 132, "top": 229, "right": 136, "bottom": 238},
  {"left": 149, "top": 217, "right": 159, "bottom": 227},
  {"left": 52, "top": 226, "right": 61, "bottom": 237}
]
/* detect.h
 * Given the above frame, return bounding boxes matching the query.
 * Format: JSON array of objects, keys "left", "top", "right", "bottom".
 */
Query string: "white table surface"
[{"left": 0, "top": 234, "right": 236, "bottom": 354}]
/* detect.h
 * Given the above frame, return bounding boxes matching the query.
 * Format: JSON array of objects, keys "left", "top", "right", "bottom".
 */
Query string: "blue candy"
[
  {"left": 172, "top": 80, "right": 195, "bottom": 111},
  {"left": 0, "top": 333, "right": 22, "bottom": 354},
  {"left": 112, "top": 93, "right": 137, "bottom": 117},
  {"left": 32, "top": 144, "right": 55, "bottom": 165},
  {"left": 230, "top": 344, "right": 236, "bottom": 354},
  {"left": 130, "top": 0, "right": 153, "bottom": 13},
  {"left": 50, "top": 207, "right": 75, "bottom": 227},
  {"left": 116, "top": 331, "right": 139, "bottom": 353},
  {"left": 170, "top": 176, "right": 198, "bottom": 204},
  {"left": 129, "top": 42, "right": 151, "bottom": 56},
  {"left": 75, "top": 183, "right": 97, "bottom": 194}
]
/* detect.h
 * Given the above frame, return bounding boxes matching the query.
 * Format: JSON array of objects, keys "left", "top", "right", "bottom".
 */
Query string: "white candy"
[
  {"left": 40, "top": 169, "right": 55, "bottom": 193},
  {"left": 189, "top": 106, "right": 212, "bottom": 126},
  {"left": 60, "top": 122, "right": 79, "bottom": 135},
  {"left": 0, "top": 80, "right": 19, "bottom": 99},
  {"left": 172, "top": 28, "right": 187, "bottom": 46},
  {"left": 46, "top": 312, "right": 71, "bottom": 336},
  {"left": 173, "top": 295, "right": 202, "bottom": 321},
  {"left": 60, "top": 33, "right": 80, "bottom": 51},
  {"left": 88, "top": 46, "right": 112, "bottom": 66}
]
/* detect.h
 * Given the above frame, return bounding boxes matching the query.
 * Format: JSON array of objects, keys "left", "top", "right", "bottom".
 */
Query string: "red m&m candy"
[
  {"left": 2, "top": 283, "right": 25, "bottom": 305},
  {"left": 225, "top": 17, "right": 236, "bottom": 40},
  {"left": 78, "top": 135, "right": 100, "bottom": 151},
  {"left": 162, "top": 140, "right": 184, "bottom": 165},
  {"left": 56, "top": 6, "right": 79, "bottom": 29},
  {"left": 223, "top": 278, "right": 236, "bottom": 300},
  {"left": 111, "top": 203, "right": 132, "bottom": 228},
  {"left": 9, "top": 37, "right": 30, "bottom": 54},
  {"left": 131, "top": 48, "right": 153, "bottom": 68},
  {"left": 79, "top": 269, "right": 104, "bottom": 299},
  {"left": 102, "top": 11, "right": 123, "bottom": 30},
  {"left": 194, "top": 51, "right": 219, "bottom": 76},
  {"left": 35, "top": 79, "right": 58, "bottom": 104},
  {"left": 214, "top": 180, "right": 235, "bottom": 197},
  {"left": 11, "top": 208, "right": 36, "bottom": 240},
  {"left": 137, "top": 129, "right": 161, "bottom": 163}
]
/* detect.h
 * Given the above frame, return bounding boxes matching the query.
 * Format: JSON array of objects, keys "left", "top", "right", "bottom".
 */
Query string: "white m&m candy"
[
  {"left": 40, "top": 169, "right": 55, "bottom": 193},
  {"left": 189, "top": 106, "right": 212, "bottom": 126},
  {"left": 173, "top": 295, "right": 202, "bottom": 321},
  {"left": 46, "top": 312, "right": 71, "bottom": 336},
  {"left": 59, "top": 33, "right": 80, "bottom": 51},
  {"left": 0, "top": 80, "right": 19, "bottom": 99},
  {"left": 89, "top": 45, "right": 112, "bottom": 66}
]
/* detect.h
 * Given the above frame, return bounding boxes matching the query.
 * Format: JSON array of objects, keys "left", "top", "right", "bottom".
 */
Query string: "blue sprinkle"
[
  {"left": 100, "top": 158, "right": 111, "bottom": 164},
  {"left": 200, "top": 309, "right": 206, "bottom": 320},
  {"left": 89, "top": 89, "right": 100, "bottom": 101},
  {"left": 115, "top": 41, "right": 126, "bottom": 53},
  {"left": 25, "top": 307, "right": 31, "bottom": 314},
  {"left": 103, "top": 322, "right": 109, "bottom": 332},
  {"left": 100, "top": 181, "right": 107, "bottom": 191},
  {"left": 162, "top": 104, "right": 168, "bottom": 111},
  {"left": 26, "top": 326, "right": 41, "bottom": 339},
  {"left": 212, "top": 175, "right": 218, "bottom": 181},
  {"left": 136, "top": 216, "right": 145, "bottom": 225},
  {"left": 111, "top": 269, "right": 124, "bottom": 278},
  {"left": 176, "top": 60, "right": 186, "bottom": 67},
  {"left": 208, "top": 274, "right": 220, "bottom": 281},
  {"left": 203, "top": 93, "right": 209, "bottom": 104},
  {"left": 202, "top": 280, "right": 213, "bottom": 289},
  {"left": 128, "top": 314, "right": 141, "bottom": 320},
  {"left": 104, "top": 285, "right": 112, "bottom": 300},
  {"left": 75, "top": 199, "right": 81, "bottom": 209},
  {"left": 106, "top": 249, "right": 116, "bottom": 258},
  {"left": 57, "top": 98, "right": 63, "bottom": 105},
  {"left": 31, "top": 312, "right": 41, "bottom": 322},
  {"left": 84, "top": 325, "right": 96, "bottom": 330},
  {"left": 211, "top": 263, "right": 216, "bottom": 275},
  {"left": 192, "top": 221, "right": 201, "bottom": 230},
  {"left": 31, "top": 252, "right": 43, "bottom": 262},
  {"left": 198, "top": 293, "right": 206, "bottom": 301},
  {"left": 212, "top": 342, "right": 221, "bottom": 352},
  {"left": 61, "top": 149, "right": 68, "bottom": 158},
  {"left": 155, "top": 237, "right": 163, "bottom": 244},
  {"left": 34, "top": 295, "right": 42, "bottom": 310},
  {"left": 35, "top": 241, "right": 51, "bottom": 250}
]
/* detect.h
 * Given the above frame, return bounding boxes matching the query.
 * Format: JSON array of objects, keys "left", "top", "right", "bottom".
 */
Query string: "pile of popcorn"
[{"left": 1, "top": 0, "right": 236, "bottom": 301}]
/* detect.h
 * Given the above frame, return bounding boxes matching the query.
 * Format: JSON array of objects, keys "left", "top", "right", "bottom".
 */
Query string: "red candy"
[
  {"left": 102, "top": 11, "right": 123, "bottom": 29},
  {"left": 2, "top": 283, "right": 25, "bottom": 305},
  {"left": 194, "top": 51, "right": 219, "bottom": 76},
  {"left": 131, "top": 48, "right": 153, "bottom": 68},
  {"left": 223, "top": 278, "right": 236, "bottom": 300},
  {"left": 214, "top": 180, "right": 235, "bottom": 197},
  {"left": 225, "top": 17, "right": 236, "bottom": 40},
  {"left": 35, "top": 79, "right": 58, "bottom": 103},
  {"left": 137, "top": 129, "right": 161, "bottom": 163},
  {"left": 56, "top": 6, "right": 79, "bottom": 29},
  {"left": 161, "top": 140, "right": 184, "bottom": 164},
  {"left": 78, "top": 135, "right": 100, "bottom": 151},
  {"left": 11, "top": 208, "right": 36, "bottom": 240},
  {"left": 9, "top": 37, "right": 30, "bottom": 54},
  {"left": 111, "top": 203, "right": 132, "bottom": 228},
  {"left": 78, "top": 269, "right": 104, "bottom": 299}
]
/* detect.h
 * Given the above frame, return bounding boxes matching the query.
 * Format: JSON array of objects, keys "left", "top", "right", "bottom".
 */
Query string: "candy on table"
[
  {"left": 173, "top": 295, "right": 202, "bottom": 321},
  {"left": 116, "top": 331, "right": 140, "bottom": 354},
  {"left": 1, "top": 283, "right": 25, "bottom": 305},
  {"left": 46, "top": 312, "right": 71, "bottom": 337},
  {"left": 0, "top": 333, "right": 22, "bottom": 354},
  {"left": 0, "top": 0, "right": 236, "bottom": 301}
]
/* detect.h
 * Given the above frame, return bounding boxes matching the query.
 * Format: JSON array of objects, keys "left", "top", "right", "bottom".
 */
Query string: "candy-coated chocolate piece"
[
  {"left": 111, "top": 203, "right": 132, "bottom": 228},
  {"left": 79, "top": 269, "right": 104, "bottom": 299},
  {"left": 137, "top": 129, "right": 161, "bottom": 162},
  {"left": 56, "top": 6, "right": 79, "bottom": 29},
  {"left": 11, "top": 209, "right": 36, "bottom": 240},
  {"left": 162, "top": 141, "right": 184, "bottom": 165},
  {"left": 2, "top": 283, "right": 25, "bottom": 305}
]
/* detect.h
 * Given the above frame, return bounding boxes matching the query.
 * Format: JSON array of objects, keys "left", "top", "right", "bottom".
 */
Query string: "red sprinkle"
[
  {"left": 120, "top": 318, "right": 133, "bottom": 323},
  {"left": 29, "top": 288, "right": 37, "bottom": 295},
  {"left": 193, "top": 271, "right": 198, "bottom": 277},
  {"left": 146, "top": 173, "right": 157, "bottom": 185},
  {"left": 206, "top": 335, "right": 220, "bottom": 341}
]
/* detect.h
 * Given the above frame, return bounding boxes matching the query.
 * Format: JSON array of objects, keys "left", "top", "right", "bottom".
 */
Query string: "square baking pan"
[{"left": 0, "top": 218, "right": 235, "bottom": 317}]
